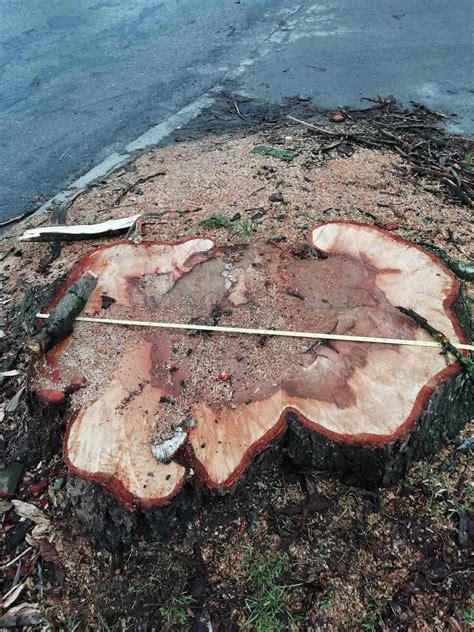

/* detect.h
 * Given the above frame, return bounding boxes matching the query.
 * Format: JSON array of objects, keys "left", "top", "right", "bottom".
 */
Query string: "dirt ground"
[{"left": 1, "top": 103, "right": 473, "bottom": 631}]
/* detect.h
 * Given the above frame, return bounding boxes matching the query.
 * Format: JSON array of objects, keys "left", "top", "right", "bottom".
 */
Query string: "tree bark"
[{"left": 25, "top": 271, "right": 97, "bottom": 356}]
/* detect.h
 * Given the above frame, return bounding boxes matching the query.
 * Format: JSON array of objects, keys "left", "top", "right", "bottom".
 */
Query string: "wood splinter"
[
  {"left": 18, "top": 215, "right": 142, "bottom": 242},
  {"left": 25, "top": 271, "right": 98, "bottom": 356}
]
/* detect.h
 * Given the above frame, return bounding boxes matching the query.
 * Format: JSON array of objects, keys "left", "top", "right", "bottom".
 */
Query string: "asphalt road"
[{"left": 1, "top": 0, "right": 473, "bottom": 222}]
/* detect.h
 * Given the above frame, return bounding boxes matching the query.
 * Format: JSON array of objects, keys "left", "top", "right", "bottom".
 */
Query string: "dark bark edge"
[
  {"left": 66, "top": 283, "right": 474, "bottom": 547},
  {"left": 285, "top": 287, "right": 473, "bottom": 487}
]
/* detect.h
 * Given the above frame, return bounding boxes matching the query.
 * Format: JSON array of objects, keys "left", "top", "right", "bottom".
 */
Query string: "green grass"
[
  {"left": 398, "top": 228, "right": 419, "bottom": 241},
  {"left": 462, "top": 152, "right": 474, "bottom": 172},
  {"left": 197, "top": 214, "right": 255, "bottom": 242},
  {"left": 159, "top": 593, "right": 195, "bottom": 628},
  {"left": 234, "top": 219, "right": 255, "bottom": 243},
  {"left": 355, "top": 596, "right": 384, "bottom": 632},
  {"left": 244, "top": 553, "right": 290, "bottom": 631},
  {"left": 463, "top": 593, "right": 474, "bottom": 625},
  {"left": 362, "top": 616, "right": 382, "bottom": 632},
  {"left": 420, "top": 469, "right": 473, "bottom": 528},
  {"left": 466, "top": 481, "right": 474, "bottom": 500},
  {"left": 198, "top": 214, "right": 232, "bottom": 229},
  {"left": 464, "top": 609, "right": 474, "bottom": 625},
  {"left": 251, "top": 146, "right": 297, "bottom": 162}
]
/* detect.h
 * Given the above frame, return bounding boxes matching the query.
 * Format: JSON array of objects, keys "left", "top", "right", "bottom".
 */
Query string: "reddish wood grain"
[{"left": 30, "top": 225, "right": 466, "bottom": 507}]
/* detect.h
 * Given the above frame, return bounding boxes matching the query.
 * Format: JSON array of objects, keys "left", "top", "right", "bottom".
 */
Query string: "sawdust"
[
  {"left": 5, "top": 116, "right": 472, "bottom": 467},
  {"left": 4, "top": 122, "right": 472, "bottom": 293}
]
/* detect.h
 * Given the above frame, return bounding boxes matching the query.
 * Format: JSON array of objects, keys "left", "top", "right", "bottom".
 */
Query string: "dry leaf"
[
  {"left": 11, "top": 500, "right": 51, "bottom": 534},
  {"left": 329, "top": 111, "right": 347, "bottom": 123},
  {"left": 0, "top": 499, "right": 13, "bottom": 513},
  {"left": 0, "top": 602, "right": 43, "bottom": 628},
  {"left": 5, "top": 386, "right": 26, "bottom": 413},
  {"left": 32, "top": 522, "right": 51, "bottom": 538}
]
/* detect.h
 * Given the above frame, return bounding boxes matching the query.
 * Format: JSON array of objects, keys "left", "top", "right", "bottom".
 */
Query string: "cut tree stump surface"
[{"left": 30, "top": 222, "right": 471, "bottom": 508}]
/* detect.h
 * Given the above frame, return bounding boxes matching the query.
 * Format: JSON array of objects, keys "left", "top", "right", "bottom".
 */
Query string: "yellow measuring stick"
[{"left": 36, "top": 314, "right": 474, "bottom": 351}]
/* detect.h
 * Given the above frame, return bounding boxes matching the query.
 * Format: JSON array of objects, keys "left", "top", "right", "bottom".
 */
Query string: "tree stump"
[{"left": 29, "top": 222, "right": 473, "bottom": 546}]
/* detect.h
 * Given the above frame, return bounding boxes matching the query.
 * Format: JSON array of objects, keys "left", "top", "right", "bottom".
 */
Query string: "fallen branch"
[
  {"left": 26, "top": 271, "right": 97, "bottom": 355},
  {"left": 287, "top": 115, "right": 356, "bottom": 138},
  {"left": 114, "top": 171, "right": 166, "bottom": 205},
  {"left": 18, "top": 214, "right": 142, "bottom": 242},
  {"left": 411, "top": 102, "right": 450, "bottom": 119},
  {"left": 441, "top": 178, "right": 472, "bottom": 206},
  {"left": 287, "top": 108, "right": 473, "bottom": 207},
  {"left": 397, "top": 306, "right": 474, "bottom": 377},
  {"left": 0, "top": 211, "right": 34, "bottom": 228},
  {"left": 38, "top": 242, "right": 62, "bottom": 271}
]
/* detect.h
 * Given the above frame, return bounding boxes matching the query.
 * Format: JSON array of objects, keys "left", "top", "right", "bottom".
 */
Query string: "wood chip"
[
  {"left": 0, "top": 370, "right": 20, "bottom": 378},
  {"left": 5, "top": 386, "right": 26, "bottom": 413},
  {"left": 18, "top": 214, "right": 142, "bottom": 242}
]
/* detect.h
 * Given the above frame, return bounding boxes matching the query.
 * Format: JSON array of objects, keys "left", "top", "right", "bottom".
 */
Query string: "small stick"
[
  {"left": 287, "top": 115, "right": 356, "bottom": 138},
  {"left": 411, "top": 102, "right": 450, "bottom": 119},
  {"left": 445, "top": 228, "right": 470, "bottom": 258},
  {"left": 397, "top": 306, "right": 473, "bottom": 377},
  {"left": 114, "top": 171, "right": 166, "bottom": 205},
  {"left": 233, "top": 101, "right": 248, "bottom": 122},
  {"left": 0, "top": 212, "right": 32, "bottom": 228},
  {"left": 0, "top": 547, "right": 33, "bottom": 571},
  {"left": 320, "top": 141, "right": 343, "bottom": 152},
  {"left": 410, "top": 165, "right": 449, "bottom": 178},
  {"left": 441, "top": 178, "right": 472, "bottom": 206}
]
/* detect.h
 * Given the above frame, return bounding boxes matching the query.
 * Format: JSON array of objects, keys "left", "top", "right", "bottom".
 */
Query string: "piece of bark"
[
  {"left": 18, "top": 214, "right": 141, "bottom": 242},
  {"left": 25, "top": 271, "right": 97, "bottom": 356},
  {"left": 28, "top": 224, "right": 472, "bottom": 533}
]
